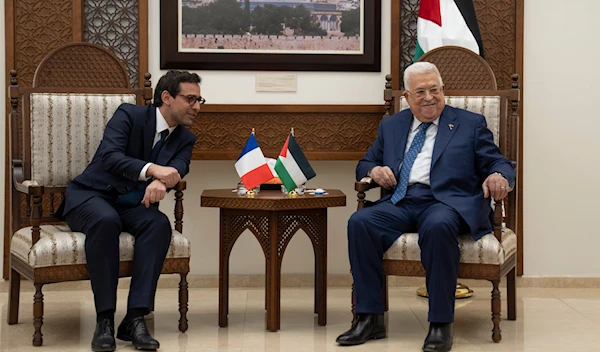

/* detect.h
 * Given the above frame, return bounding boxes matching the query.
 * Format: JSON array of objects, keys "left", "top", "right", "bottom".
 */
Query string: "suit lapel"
[
  {"left": 392, "top": 113, "right": 413, "bottom": 175},
  {"left": 155, "top": 126, "right": 182, "bottom": 166},
  {"left": 143, "top": 107, "right": 157, "bottom": 161},
  {"left": 431, "top": 106, "right": 459, "bottom": 167}
]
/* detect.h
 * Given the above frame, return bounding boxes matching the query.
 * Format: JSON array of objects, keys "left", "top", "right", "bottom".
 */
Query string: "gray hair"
[{"left": 403, "top": 62, "right": 444, "bottom": 90}]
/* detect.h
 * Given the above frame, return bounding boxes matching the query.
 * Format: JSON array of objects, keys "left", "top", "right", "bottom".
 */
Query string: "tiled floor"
[{"left": 0, "top": 285, "right": 599, "bottom": 351}]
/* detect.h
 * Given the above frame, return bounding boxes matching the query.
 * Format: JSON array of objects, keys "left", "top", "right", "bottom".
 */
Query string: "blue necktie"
[
  {"left": 116, "top": 129, "right": 169, "bottom": 207},
  {"left": 391, "top": 122, "right": 432, "bottom": 204},
  {"left": 151, "top": 129, "right": 169, "bottom": 162}
]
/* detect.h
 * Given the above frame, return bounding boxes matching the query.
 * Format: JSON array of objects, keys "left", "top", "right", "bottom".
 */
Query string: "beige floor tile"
[{"left": 0, "top": 286, "right": 600, "bottom": 351}]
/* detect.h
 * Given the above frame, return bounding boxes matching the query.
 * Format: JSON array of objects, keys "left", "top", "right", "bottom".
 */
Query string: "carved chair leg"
[
  {"left": 8, "top": 268, "right": 21, "bottom": 325},
  {"left": 33, "top": 283, "right": 44, "bottom": 346},
  {"left": 491, "top": 280, "right": 502, "bottom": 343},
  {"left": 178, "top": 272, "right": 189, "bottom": 333},
  {"left": 507, "top": 267, "right": 517, "bottom": 321}
]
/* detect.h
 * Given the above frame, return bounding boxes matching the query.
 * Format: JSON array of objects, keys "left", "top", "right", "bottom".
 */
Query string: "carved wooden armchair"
[
  {"left": 7, "top": 43, "right": 191, "bottom": 346},
  {"left": 354, "top": 47, "right": 520, "bottom": 343}
]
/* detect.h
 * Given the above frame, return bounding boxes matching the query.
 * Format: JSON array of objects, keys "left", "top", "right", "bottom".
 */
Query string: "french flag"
[{"left": 234, "top": 133, "right": 274, "bottom": 190}]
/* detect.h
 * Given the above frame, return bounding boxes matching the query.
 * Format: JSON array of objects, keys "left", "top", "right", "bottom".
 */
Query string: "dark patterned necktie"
[{"left": 391, "top": 122, "right": 432, "bottom": 204}]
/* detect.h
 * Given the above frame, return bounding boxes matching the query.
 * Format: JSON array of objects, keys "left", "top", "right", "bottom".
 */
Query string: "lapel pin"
[{"left": 448, "top": 124, "right": 454, "bottom": 131}]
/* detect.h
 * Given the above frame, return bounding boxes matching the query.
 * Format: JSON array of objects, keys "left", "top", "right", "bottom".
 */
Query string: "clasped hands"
[
  {"left": 367, "top": 166, "right": 509, "bottom": 200},
  {"left": 141, "top": 164, "right": 181, "bottom": 208}
]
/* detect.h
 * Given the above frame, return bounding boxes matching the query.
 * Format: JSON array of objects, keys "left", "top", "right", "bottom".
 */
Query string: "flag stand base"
[{"left": 416, "top": 282, "right": 473, "bottom": 299}]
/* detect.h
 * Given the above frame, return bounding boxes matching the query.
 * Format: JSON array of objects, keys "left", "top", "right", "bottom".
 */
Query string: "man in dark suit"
[
  {"left": 61, "top": 70, "right": 201, "bottom": 352},
  {"left": 336, "top": 62, "right": 514, "bottom": 352}
]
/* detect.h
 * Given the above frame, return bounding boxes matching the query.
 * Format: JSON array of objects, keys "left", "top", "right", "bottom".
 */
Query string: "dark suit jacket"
[
  {"left": 356, "top": 105, "right": 515, "bottom": 240},
  {"left": 61, "top": 103, "right": 197, "bottom": 216}
]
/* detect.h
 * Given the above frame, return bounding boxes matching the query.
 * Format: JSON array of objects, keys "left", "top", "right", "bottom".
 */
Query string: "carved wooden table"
[{"left": 201, "top": 189, "right": 346, "bottom": 331}]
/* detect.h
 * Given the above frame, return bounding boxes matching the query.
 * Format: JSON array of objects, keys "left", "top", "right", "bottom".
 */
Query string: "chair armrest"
[
  {"left": 492, "top": 198, "right": 504, "bottom": 242},
  {"left": 355, "top": 177, "right": 381, "bottom": 210},
  {"left": 355, "top": 177, "right": 380, "bottom": 192},
  {"left": 174, "top": 180, "right": 186, "bottom": 191}
]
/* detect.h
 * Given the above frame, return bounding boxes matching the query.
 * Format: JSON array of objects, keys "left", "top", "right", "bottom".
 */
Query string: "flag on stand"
[
  {"left": 234, "top": 133, "right": 274, "bottom": 190},
  {"left": 414, "top": 0, "right": 484, "bottom": 61},
  {"left": 274, "top": 133, "right": 316, "bottom": 191}
]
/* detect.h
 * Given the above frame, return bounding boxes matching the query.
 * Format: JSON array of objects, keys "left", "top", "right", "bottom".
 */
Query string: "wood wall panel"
[{"left": 192, "top": 105, "right": 385, "bottom": 160}]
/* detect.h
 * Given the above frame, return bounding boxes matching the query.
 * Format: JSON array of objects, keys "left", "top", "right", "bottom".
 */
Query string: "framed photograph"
[{"left": 160, "top": 0, "right": 381, "bottom": 71}]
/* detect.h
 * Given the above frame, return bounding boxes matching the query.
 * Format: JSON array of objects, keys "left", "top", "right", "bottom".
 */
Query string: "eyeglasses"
[
  {"left": 407, "top": 86, "right": 443, "bottom": 99},
  {"left": 177, "top": 94, "right": 206, "bottom": 106}
]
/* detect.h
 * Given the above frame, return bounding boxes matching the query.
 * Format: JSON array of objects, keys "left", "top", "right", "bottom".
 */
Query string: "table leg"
[
  {"left": 314, "top": 209, "right": 327, "bottom": 326},
  {"left": 266, "top": 213, "right": 281, "bottom": 332},
  {"left": 314, "top": 255, "right": 318, "bottom": 314},
  {"left": 219, "top": 212, "right": 230, "bottom": 327}
]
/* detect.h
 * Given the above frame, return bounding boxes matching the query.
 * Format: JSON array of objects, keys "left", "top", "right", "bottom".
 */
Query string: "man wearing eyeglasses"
[
  {"left": 336, "top": 62, "right": 514, "bottom": 352},
  {"left": 57, "top": 70, "right": 203, "bottom": 351}
]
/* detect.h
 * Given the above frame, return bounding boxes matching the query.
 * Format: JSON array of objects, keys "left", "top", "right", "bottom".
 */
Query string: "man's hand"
[
  {"left": 369, "top": 166, "right": 397, "bottom": 190},
  {"left": 483, "top": 173, "right": 509, "bottom": 200},
  {"left": 146, "top": 164, "right": 181, "bottom": 188},
  {"left": 141, "top": 179, "right": 167, "bottom": 208}
]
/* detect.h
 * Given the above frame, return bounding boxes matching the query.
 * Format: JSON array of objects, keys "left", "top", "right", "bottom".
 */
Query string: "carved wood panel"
[
  {"left": 83, "top": 0, "right": 141, "bottom": 88},
  {"left": 14, "top": 0, "right": 74, "bottom": 88},
  {"left": 192, "top": 106, "right": 384, "bottom": 160}
]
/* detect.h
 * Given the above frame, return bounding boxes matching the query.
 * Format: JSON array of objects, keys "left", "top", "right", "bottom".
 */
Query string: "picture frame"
[{"left": 160, "top": 0, "right": 381, "bottom": 71}]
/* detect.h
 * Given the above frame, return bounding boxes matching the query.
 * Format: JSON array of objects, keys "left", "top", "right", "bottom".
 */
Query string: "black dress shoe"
[
  {"left": 423, "top": 322, "right": 453, "bottom": 352},
  {"left": 91, "top": 317, "right": 116, "bottom": 352},
  {"left": 117, "top": 316, "right": 160, "bottom": 350},
  {"left": 336, "top": 313, "right": 386, "bottom": 346}
]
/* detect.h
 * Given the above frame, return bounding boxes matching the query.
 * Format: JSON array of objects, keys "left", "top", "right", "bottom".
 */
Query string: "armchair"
[
  {"left": 7, "top": 43, "right": 191, "bottom": 346},
  {"left": 354, "top": 47, "right": 520, "bottom": 343}
]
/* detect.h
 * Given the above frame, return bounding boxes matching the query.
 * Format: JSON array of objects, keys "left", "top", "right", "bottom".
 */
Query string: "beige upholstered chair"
[
  {"left": 354, "top": 47, "right": 520, "bottom": 343},
  {"left": 7, "top": 43, "right": 191, "bottom": 346}
]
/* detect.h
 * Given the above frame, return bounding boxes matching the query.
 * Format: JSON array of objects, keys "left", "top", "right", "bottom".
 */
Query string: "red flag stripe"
[
  {"left": 241, "top": 164, "right": 274, "bottom": 190},
  {"left": 419, "top": 0, "right": 442, "bottom": 27}
]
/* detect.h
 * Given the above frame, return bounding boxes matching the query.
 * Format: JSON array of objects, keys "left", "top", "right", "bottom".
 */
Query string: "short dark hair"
[{"left": 153, "top": 70, "right": 202, "bottom": 107}]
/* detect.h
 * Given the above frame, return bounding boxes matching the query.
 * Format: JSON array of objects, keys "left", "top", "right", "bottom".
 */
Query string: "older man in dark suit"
[
  {"left": 61, "top": 70, "right": 202, "bottom": 352},
  {"left": 336, "top": 62, "right": 514, "bottom": 352}
]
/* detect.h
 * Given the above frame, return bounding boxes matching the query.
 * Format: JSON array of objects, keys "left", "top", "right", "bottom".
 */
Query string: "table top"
[{"left": 201, "top": 189, "right": 346, "bottom": 211}]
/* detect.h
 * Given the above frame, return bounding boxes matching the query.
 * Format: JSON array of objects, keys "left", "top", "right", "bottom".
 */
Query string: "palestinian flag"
[
  {"left": 274, "top": 134, "right": 316, "bottom": 191},
  {"left": 414, "top": 0, "right": 484, "bottom": 61}
]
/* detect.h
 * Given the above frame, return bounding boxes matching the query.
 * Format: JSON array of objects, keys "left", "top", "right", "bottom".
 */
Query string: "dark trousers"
[
  {"left": 66, "top": 196, "right": 172, "bottom": 314},
  {"left": 348, "top": 184, "right": 469, "bottom": 323}
]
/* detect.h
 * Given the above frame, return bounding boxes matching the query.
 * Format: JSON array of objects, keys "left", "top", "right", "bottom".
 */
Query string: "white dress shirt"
[
  {"left": 402, "top": 116, "right": 440, "bottom": 186},
  {"left": 138, "top": 108, "right": 176, "bottom": 181}
]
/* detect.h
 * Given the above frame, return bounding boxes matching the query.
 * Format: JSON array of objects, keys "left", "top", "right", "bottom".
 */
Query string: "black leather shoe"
[
  {"left": 117, "top": 316, "right": 160, "bottom": 350},
  {"left": 336, "top": 314, "right": 386, "bottom": 346},
  {"left": 91, "top": 317, "right": 116, "bottom": 352},
  {"left": 423, "top": 322, "right": 453, "bottom": 352}
]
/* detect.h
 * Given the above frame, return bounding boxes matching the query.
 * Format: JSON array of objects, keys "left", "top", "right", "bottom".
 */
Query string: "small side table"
[{"left": 201, "top": 189, "right": 346, "bottom": 331}]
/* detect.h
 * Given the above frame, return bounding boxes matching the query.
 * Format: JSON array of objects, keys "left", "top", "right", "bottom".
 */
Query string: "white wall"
[
  {"left": 2, "top": 0, "right": 600, "bottom": 277},
  {"left": 523, "top": 0, "right": 600, "bottom": 276}
]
